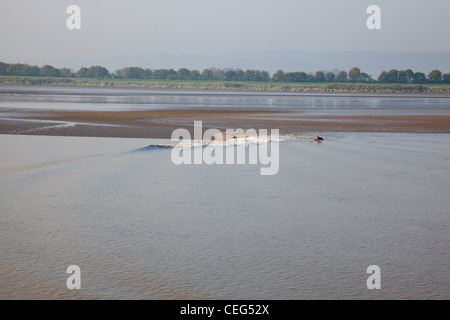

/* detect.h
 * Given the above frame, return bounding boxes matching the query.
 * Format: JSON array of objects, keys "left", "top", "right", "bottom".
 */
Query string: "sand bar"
[{"left": 1, "top": 108, "right": 450, "bottom": 138}]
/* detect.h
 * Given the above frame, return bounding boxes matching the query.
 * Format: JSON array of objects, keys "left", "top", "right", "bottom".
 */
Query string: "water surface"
[{"left": 1, "top": 133, "right": 449, "bottom": 299}]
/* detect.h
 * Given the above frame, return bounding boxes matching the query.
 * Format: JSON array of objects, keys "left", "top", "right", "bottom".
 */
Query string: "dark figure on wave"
[{"left": 310, "top": 135, "right": 324, "bottom": 142}]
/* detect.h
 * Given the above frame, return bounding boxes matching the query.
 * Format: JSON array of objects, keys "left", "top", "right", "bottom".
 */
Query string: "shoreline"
[
  {"left": 2, "top": 83, "right": 450, "bottom": 99},
  {"left": 1, "top": 76, "right": 450, "bottom": 95}
]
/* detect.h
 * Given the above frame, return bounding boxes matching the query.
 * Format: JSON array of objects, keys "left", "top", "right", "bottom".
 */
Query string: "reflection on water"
[
  {"left": 1, "top": 85, "right": 450, "bottom": 114},
  {"left": 0, "top": 133, "right": 449, "bottom": 299}
]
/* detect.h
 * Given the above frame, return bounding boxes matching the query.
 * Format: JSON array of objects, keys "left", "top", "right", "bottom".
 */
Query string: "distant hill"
[{"left": 4, "top": 51, "right": 449, "bottom": 78}]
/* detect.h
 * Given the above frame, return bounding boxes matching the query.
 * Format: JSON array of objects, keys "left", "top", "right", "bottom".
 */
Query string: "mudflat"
[{"left": 1, "top": 108, "right": 450, "bottom": 138}]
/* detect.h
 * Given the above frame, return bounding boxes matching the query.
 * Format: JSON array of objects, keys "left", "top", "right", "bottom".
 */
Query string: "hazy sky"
[{"left": 1, "top": 0, "right": 450, "bottom": 62}]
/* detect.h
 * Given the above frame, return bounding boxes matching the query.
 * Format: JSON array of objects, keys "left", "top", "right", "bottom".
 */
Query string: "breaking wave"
[{"left": 141, "top": 133, "right": 317, "bottom": 150}]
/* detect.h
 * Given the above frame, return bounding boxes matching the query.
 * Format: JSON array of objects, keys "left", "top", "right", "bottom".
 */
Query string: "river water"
[{"left": 0, "top": 86, "right": 449, "bottom": 299}]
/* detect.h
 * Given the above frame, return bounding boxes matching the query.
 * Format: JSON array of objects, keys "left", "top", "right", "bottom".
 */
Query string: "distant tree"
[
  {"left": 201, "top": 69, "right": 214, "bottom": 80},
  {"left": 377, "top": 71, "right": 388, "bottom": 83},
  {"left": 4, "top": 60, "right": 447, "bottom": 87},
  {"left": 76, "top": 67, "right": 88, "bottom": 78},
  {"left": 315, "top": 71, "right": 325, "bottom": 82},
  {"left": 144, "top": 68, "right": 153, "bottom": 79},
  {"left": 260, "top": 71, "right": 270, "bottom": 82},
  {"left": 0, "top": 62, "right": 7, "bottom": 75},
  {"left": 254, "top": 70, "right": 265, "bottom": 82},
  {"left": 397, "top": 70, "right": 408, "bottom": 83},
  {"left": 359, "top": 73, "right": 371, "bottom": 83},
  {"left": 167, "top": 69, "right": 177, "bottom": 80},
  {"left": 115, "top": 67, "right": 145, "bottom": 79},
  {"left": 414, "top": 72, "right": 427, "bottom": 84},
  {"left": 298, "top": 72, "right": 308, "bottom": 82},
  {"left": 18, "top": 64, "right": 41, "bottom": 77},
  {"left": 428, "top": 69, "right": 443, "bottom": 83},
  {"left": 190, "top": 70, "right": 201, "bottom": 80},
  {"left": 85, "top": 66, "right": 110, "bottom": 79},
  {"left": 386, "top": 69, "right": 399, "bottom": 83},
  {"left": 443, "top": 73, "right": 450, "bottom": 84},
  {"left": 306, "top": 73, "right": 315, "bottom": 82},
  {"left": 405, "top": 69, "right": 415, "bottom": 83},
  {"left": 224, "top": 70, "right": 237, "bottom": 81},
  {"left": 256, "top": 70, "right": 265, "bottom": 81},
  {"left": 348, "top": 67, "right": 361, "bottom": 82},
  {"left": 213, "top": 69, "right": 224, "bottom": 80},
  {"left": 153, "top": 69, "right": 168, "bottom": 79},
  {"left": 5, "top": 64, "right": 14, "bottom": 75},
  {"left": 19, "top": 64, "right": 30, "bottom": 76},
  {"left": 13, "top": 64, "right": 27, "bottom": 76},
  {"left": 6, "top": 63, "right": 41, "bottom": 76},
  {"left": 244, "top": 69, "right": 256, "bottom": 81},
  {"left": 281, "top": 72, "right": 292, "bottom": 82},
  {"left": 336, "top": 71, "right": 348, "bottom": 82},
  {"left": 132, "top": 67, "right": 145, "bottom": 79},
  {"left": 6, "top": 63, "right": 21, "bottom": 76},
  {"left": 40, "top": 65, "right": 60, "bottom": 77},
  {"left": 249, "top": 69, "right": 267, "bottom": 81},
  {"left": 325, "top": 71, "right": 335, "bottom": 82},
  {"left": 283, "top": 72, "right": 307, "bottom": 82},
  {"left": 272, "top": 70, "right": 285, "bottom": 82},
  {"left": 235, "top": 69, "right": 245, "bottom": 81},
  {"left": 300, "top": 72, "right": 309, "bottom": 82},
  {"left": 4, "top": 64, "right": 14, "bottom": 75},
  {"left": 243, "top": 69, "right": 269, "bottom": 82},
  {"left": 177, "top": 68, "right": 191, "bottom": 80},
  {"left": 28, "top": 65, "right": 41, "bottom": 76},
  {"left": 59, "top": 68, "right": 73, "bottom": 78}
]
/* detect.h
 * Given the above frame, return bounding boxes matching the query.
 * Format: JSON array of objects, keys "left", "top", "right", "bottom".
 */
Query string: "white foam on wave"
[{"left": 146, "top": 132, "right": 313, "bottom": 149}]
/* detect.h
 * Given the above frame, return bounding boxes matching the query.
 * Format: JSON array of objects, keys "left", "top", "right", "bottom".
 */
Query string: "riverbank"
[{"left": 1, "top": 76, "right": 450, "bottom": 94}]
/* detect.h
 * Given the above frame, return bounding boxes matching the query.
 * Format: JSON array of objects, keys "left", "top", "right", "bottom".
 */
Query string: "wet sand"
[{"left": 1, "top": 108, "right": 450, "bottom": 138}]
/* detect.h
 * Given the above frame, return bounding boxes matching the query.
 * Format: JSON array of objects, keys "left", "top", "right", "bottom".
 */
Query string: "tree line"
[{"left": 0, "top": 62, "right": 448, "bottom": 84}]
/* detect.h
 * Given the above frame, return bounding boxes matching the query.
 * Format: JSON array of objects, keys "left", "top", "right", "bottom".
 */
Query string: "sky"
[{"left": 1, "top": 0, "right": 450, "bottom": 66}]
